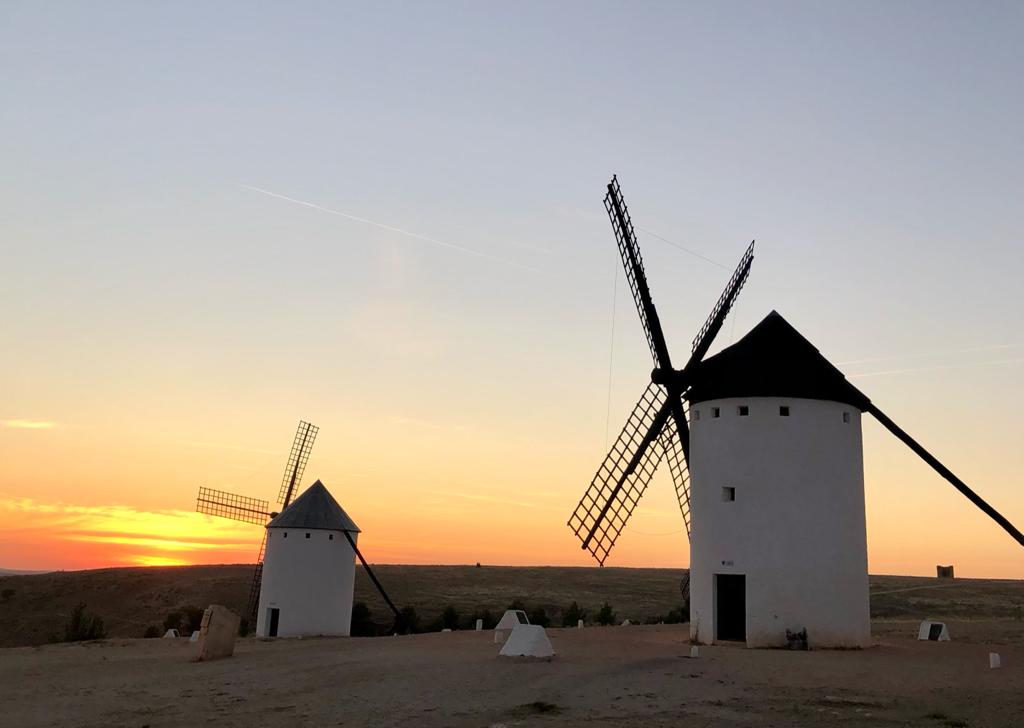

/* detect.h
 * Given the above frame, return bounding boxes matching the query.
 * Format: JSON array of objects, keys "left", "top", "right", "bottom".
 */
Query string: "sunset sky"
[{"left": 2, "top": 2, "right": 1022, "bottom": 578}]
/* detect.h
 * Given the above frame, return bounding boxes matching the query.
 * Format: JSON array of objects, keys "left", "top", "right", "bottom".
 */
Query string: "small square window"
[
  {"left": 843, "top": 412, "right": 851, "bottom": 424},
  {"left": 722, "top": 487, "right": 736, "bottom": 502},
  {"left": 712, "top": 407, "right": 720, "bottom": 418},
  {"left": 779, "top": 406, "right": 790, "bottom": 417},
  {"left": 305, "top": 532, "right": 311, "bottom": 539},
  {"left": 693, "top": 410, "right": 701, "bottom": 421},
  {"left": 328, "top": 534, "right": 334, "bottom": 541},
  {"left": 737, "top": 406, "right": 749, "bottom": 416}
]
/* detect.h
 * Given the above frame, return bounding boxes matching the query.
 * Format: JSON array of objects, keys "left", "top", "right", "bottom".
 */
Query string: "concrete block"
[
  {"left": 191, "top": 605, "right": 240, "bottom": 663},
  {"left": 577, "top": 619, "right": 584, "bottom": 629},
  {"left": 475, "top": 619, "right": 483, "bottom": 631},
  {"left": 990, "top": 652, "right": 1002, "bottom": 669},
  {"left": 690, "top": 646, "right": 699, "bottom": 658}
]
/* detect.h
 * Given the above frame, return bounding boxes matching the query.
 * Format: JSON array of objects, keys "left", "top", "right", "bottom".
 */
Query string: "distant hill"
[
  {"left": 0, "top": 568, "right": 52, "bottom": 576},
  {"left": 0, "top": 564, "right": 1021, "bottom": 648}
]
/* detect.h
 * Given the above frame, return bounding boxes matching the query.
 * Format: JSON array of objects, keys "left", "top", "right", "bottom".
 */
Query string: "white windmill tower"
[
  {"left": 568, "top": 176, "right": 1024, "bottom": 649},
  {"left": 255, "top": 479, "right": 404, "bottom": 638}
]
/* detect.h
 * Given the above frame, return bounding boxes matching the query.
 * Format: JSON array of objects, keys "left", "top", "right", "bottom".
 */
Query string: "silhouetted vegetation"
[
  {"left": 441, "top": 605, "right": 460, "bottom": 630},
  {"left": 60, "top": 603, "right": 106, "bottom": 642},
  {"left": 238, "top": 618, "right": 250, "bottom": 637},
  {"left": 467, "top": 608, "right": 497, "bottom": 630},
  {"left": 1, "top": 588, "right": 14, "bottom": 602},
  {"left": 528, "top": 606, "right": 551, "bottom": 627},
  {"left": 350, "top": 602, "right": 377, "bottom": 636},
  {"left": 596, "top": 602, "right": 616, "bottom": 626},
  {"left": 397, "top": 606, "right": 420, "bottom": 634},
  {"left": 562, "top": 601, "right": 585, "bottom": 627},
  {"left": 143, "top": 625, "right": 160, "bottom": 638}
]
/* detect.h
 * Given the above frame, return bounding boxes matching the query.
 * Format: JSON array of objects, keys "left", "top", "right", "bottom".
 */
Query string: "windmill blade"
[
  {"left": 604, "top": 176, "right": 674, "bottom": 370},
  {"left": 278, "top": 420, "right": 319, "bottom": 507},
  {"left": 868, "top": 404, "right": 1024, "bottom": 548},
  {"left": 196, "top": 487, "right": 270, "bottom": 525},
  {"left": 246, "top": 534, "right": 267, "bottom": 620},
  {"left": 686, "top": 240, "right": 755, "bottom": 370},
  {"left": 568, "top": 382, "right": 674, "bottom": 565},
  {"left": 660, "top": 401, "right": 692, "bottom": 538}
]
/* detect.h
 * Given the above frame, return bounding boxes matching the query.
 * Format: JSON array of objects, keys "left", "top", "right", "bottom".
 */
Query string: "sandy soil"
[{"left": 3, "top": 621, "right": 1021, "bottom": 727}]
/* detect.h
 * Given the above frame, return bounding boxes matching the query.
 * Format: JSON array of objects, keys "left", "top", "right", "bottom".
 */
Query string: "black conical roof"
[
  {"left": 685, "top": 311, "right": 870, "bottom": 410},
  {"left": 266, "top": 480, "right": 360, "bottom": 532}
]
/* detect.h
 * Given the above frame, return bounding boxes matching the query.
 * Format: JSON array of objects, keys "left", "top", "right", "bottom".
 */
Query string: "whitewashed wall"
[
  {"left": 256, "top": 527, "right": 357, "bottom": 638},
  {"left": 688, "top": 396, "right": 870, "bottom": 648}
]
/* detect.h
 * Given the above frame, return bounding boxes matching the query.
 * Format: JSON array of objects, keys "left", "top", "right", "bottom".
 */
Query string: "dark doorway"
[
  {"left": 715, "top": 574, "right": 746, "bottom": 642},
  {"left": 267, "top": 608, "right": 280, "bottom": 637},
  {"left": 928, "top": 623, "right": 943, "bottom": 641}
]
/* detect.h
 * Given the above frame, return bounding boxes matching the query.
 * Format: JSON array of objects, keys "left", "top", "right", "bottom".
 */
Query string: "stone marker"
[
  {"left": 990, "top": 652, "right": 1002, "bottom": 669},
  {"left": 163, "top": 628, "right": 180, "bottom": 639},
  {"left": 621, "top": 619, "right": 631, "bottom": 626},
  {"left": 189, "top": 630, "right": 199, "bottom": 643},
  {"left": 577, "top": 619, "right": 584, "bottom": 629},
  {"left": 476, "top": 619, "right": 483, "bottom": 631},
  {"left": 690, "top": 646, "right": 699, "bottom": 658},
  {"left": 191, "top": 605, "right": 240, "bottom": 663},
  {"left": 442, "top": 628, "right": 452, "bottom": 633}
]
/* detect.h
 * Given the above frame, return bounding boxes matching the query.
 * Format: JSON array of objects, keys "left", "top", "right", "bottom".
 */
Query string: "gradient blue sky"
[{"left": 2, "top": 2, "right": 1022, "bottom": 575}]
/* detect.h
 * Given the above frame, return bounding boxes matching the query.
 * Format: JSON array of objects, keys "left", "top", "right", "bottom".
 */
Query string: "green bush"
[
  {"left": 596, "top": 602, "right": 616, "bottom": 626},
  {"left": 63, "top": 603, "right": 106, "bottom": 642},
  {"left": 562, "top": 601, "right": 585, "bottom": 627}
]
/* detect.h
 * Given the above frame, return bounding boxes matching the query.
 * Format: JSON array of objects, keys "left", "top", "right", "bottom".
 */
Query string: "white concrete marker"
[
  {"left": 499, "top": 624, "right": 555, "bottom": 658},
  {"left": 476, "top": 619, "right": 483, "bottom": 631},
  {"left": 990, "top": 653, "right": 1002, "bottom": 669},
  {"left": 189, "top": 630, "right": 199, "bottom": 643},
  {"left": 621, "top": 619, "right": 631, "bottom": 626},
  {"left": 917, "top": 621, "right": 950, "bottom": 641},
  {"left": 442, "top": 628, "right": 452, "bottom": 633},
  {"left": 577, "top": 619, "right": 584, "bottom": 629},
  {"left": 163, "top": 629, "right": 180, "bottom": 639},
  {"left": 690, "top": 646, "right": 700, "bottom": 658}
]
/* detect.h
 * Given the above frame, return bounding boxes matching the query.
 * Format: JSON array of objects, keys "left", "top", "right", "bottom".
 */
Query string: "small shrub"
[
  {"left": 163, "top": 610, "right": 184, "bottom": 632},
  {"left": 467, "top": 608, "right": 497, "bottom": 630},
  {"left": 351, "top": 603, "right": 376, "bottom": 637},
  {"left": 441, "top": 605, "right": 460, "bottom": 630},
  {"left": 143, "top": 625, "right": 160, "bottom": 638},
  {"left": 528, "top": 606, "right": 551, "bottom": 628},
  {"left": 562, "top": 601, "right": 585, "bottom": 627},
  {"left": 1, "top": 588, "right": 14, "bottom": 602},
  {"left": 596, "top": 602, "right": 616, "bottom": 626},
  {"left": 63, "top": 603, "right": 106, "bottom": 642},
  {"left": 238, "top": 618, "right": 250, "bottom": 637},
  {"left": 184, "top": 606, "right": 205, "bottom": 633},
  {"left": 508, "top": 599, "right": 527, "bottom": 612},
  {"left": 397, "top": 606, "right": 420, "bottom": 634}
]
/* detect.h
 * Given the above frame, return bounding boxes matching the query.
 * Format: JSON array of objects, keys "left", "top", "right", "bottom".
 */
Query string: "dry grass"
[{"left": 0, "top": 564, "right": 1021, "bottom": 648}]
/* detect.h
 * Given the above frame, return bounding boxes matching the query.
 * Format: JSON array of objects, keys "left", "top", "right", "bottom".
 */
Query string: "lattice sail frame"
[
  {"left": 605, "top": 176, "right": 664, "bottom": 366},
  {"left": 568, "top": 383, "right": 673, "bottom": 565},
  {"left": 660, "top": 405, "right": 692, "bottom": 536},
  {"left": 690, "top": 240, "right": 755, "bottom": 359},
  {"left": 196, "top": 487, "right": 270, "bottom": 525},
  {"left": 277, "top": 421, "right": 319, "bottom": 506}
]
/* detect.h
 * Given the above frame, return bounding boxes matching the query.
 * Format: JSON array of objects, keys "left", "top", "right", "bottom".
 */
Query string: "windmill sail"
[
  {"left": 604, "top": 176, "right": 674, "bottom": 370},
  {"left": 568, "top": 382, "right": 674, "bottom": 564},
  {"left": 196, "top": 487, "right": 270, "bottom": 525},
  {"left": 278, "top": 420, "right": 319, "bottom": 506}
]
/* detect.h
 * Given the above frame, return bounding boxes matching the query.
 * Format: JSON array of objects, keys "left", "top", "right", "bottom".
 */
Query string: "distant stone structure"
[{"left": 936, "top": 565, "right": 955, "bottom": 579}]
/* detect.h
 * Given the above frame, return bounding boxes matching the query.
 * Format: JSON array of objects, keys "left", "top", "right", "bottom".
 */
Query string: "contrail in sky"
[
  {"left": 240, "top": 183, "right": 540, "bottom": 272},
  {"left": 848, "top": 358, "right": 1024, "bottom": 379}
]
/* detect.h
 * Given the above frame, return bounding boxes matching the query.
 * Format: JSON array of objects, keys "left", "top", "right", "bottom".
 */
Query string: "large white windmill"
[{"left": 568, "top": 176, "right": 1024, "bottom": 648}]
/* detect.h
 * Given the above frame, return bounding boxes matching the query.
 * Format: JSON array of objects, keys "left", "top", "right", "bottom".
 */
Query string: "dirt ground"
[{"left": 3, "top": 620, "right": 1021, "bottom": 727}]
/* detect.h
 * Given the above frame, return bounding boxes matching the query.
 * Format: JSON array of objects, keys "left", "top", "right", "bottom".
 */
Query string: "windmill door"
[
  {"left": 715, "top": 574, "right": 746, "bottom": 642},
  {"left": 267, "top": 608, "right": 280, "bottom": 637}
]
